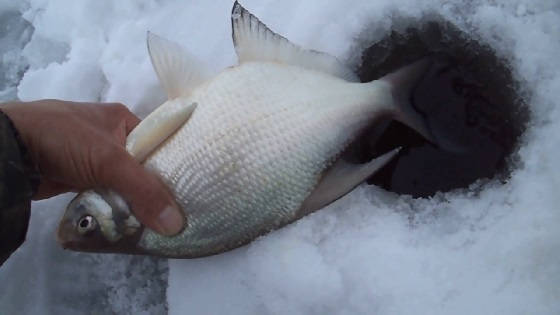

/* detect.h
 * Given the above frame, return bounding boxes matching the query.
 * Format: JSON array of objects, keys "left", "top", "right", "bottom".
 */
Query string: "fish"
[{"left": 56, "top": 1, "right": 433, "bottom": 258}]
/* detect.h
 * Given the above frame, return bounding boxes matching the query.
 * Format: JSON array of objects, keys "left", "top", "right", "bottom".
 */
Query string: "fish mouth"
[{"left": 55, "top": 217, "right": 74, "bottom": 248}]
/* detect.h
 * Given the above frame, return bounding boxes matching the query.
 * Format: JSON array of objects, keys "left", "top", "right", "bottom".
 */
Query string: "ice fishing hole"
[{"left": 354, "top": 18, "right": 529, "bottom": 198}]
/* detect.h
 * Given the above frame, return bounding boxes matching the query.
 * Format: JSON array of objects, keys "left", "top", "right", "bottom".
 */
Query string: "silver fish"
[{"left": 56, "top": 2, "right": 433, "bottom": 258}]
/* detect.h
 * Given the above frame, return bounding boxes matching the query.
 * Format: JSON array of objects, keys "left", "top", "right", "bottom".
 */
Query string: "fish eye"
[{"left": 77, "top": 215, "right": 97, "bottom": 235}]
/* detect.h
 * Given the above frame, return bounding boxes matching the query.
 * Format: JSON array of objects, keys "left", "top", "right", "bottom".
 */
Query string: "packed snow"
[{"left": 0, "top": 0, "right": 559, "bottom": 314}]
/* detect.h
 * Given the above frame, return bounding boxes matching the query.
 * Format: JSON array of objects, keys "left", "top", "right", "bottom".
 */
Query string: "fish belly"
[{"left": 139, "top": 62, "right": 385, "bottom": 257}]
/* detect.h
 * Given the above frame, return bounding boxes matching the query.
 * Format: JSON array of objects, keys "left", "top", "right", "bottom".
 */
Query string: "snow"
[{"left": 0, "top": 0, "right": 559, "bottom": 314}]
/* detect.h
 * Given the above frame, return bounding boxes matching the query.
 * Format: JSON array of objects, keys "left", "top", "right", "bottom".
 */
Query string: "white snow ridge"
[{"left": 0, "top": 0, "right": 559, "bottom": 314}]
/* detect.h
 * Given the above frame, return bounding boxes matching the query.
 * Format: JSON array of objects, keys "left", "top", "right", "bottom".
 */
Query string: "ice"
[
  {"left": 0, "top": 0, "right": 559, "bottom": 314},
  {"left": 0, "top": 4, "right": 33, "bottom": 101}
]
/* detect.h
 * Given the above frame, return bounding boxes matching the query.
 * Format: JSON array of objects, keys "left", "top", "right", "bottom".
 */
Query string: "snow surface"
[{"left": 0, "top": 0, "right": 559, "bottom": 314}]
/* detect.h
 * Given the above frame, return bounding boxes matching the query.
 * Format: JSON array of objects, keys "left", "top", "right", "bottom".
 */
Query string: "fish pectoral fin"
[
  {"left": 298, "top": 147, "right": 401, "bottom": 217},
  {"left": 231, "top": 1, "right": 358, "bottom": 82},
  {"left": 126, "top": 100, "right": 197, "bottom": 161},
  {"left": 147, "top": 31, "right": 210, "bottom": 99}
]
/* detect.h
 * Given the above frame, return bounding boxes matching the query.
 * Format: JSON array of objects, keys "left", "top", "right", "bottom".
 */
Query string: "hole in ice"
[{"left": 354, "top": 17, "right": 529, "bottom": 198}]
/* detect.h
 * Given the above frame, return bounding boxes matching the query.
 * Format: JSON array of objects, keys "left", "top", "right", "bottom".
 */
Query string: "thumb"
[{"left": 98, "top": 149, "right": 185, "bottom": 236}]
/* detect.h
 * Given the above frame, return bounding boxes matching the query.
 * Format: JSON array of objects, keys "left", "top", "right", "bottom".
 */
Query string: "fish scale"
[{"left": 139, "top": 62, "right": 384, "bottom": 256}]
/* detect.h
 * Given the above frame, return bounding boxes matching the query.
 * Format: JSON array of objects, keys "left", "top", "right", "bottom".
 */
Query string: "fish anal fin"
[
  {"left": 298, "top": 147, "right": 401, "bottom": 217},
  {"left": 126, "top": 100, "right": 197, "bottom": 161},
  {"left": 147, "top": 32, "right": 209, "bottom": 99},
  {"left": 231, "top": 1, "right": 358, "bottom": 82}
]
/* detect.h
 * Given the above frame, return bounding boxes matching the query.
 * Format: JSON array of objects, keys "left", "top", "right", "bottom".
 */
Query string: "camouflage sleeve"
[{"left": 0, "top": 109, "right": 40, "bottom": 267}]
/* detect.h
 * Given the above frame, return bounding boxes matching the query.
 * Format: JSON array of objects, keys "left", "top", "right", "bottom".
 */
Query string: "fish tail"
[{"left": 380, "top": 58, "right": 436, "bottom": 144}]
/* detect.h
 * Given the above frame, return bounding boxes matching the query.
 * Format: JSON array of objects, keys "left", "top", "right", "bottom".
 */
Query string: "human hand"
[{"left": 1, "top": 99, "right": 184, "bottom": 236}]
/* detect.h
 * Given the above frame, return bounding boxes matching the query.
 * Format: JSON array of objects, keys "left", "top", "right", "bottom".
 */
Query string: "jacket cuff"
[{"left": 0, "top": 109, "right": 40, "bottom": 266}]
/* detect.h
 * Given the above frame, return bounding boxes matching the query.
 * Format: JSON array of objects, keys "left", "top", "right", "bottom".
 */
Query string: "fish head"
[{"left": 57, "top": 190, "right": 144, "bottom": 254}]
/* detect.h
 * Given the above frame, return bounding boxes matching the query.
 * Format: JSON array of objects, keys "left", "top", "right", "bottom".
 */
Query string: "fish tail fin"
[{"left": 380, "top": 58, "right": 436, "bottom": 144}]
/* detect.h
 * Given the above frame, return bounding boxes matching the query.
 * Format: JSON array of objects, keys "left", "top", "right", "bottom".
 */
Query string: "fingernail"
[{"left": 156, "top": 206, "right": 184, "bottom": 236}]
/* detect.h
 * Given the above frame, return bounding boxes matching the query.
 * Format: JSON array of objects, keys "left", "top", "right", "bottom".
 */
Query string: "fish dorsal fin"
[
  {"left": 231, "top": 1, "right": 358, "bottom": 82},
  {"left": 147, "top": 32, "right": 209, "bottom": 99},
  {"left": 126, "top": 100, "right": 197, "bottom": 162},
  {"left": 298, "top": 148, "right": 401, "bottom": 217}
]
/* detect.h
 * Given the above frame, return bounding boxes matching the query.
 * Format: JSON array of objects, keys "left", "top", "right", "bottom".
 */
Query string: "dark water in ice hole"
[{"left": 355, "top": 19, "right": 529, "bottom": 198}]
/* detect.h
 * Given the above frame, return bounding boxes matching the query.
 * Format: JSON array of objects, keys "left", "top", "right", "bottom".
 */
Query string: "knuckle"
[
  {"left": 107, "top": 103, "right": 135, "bottom": 129},
  {"left": 108, "top": 103, "right": 130, "bottom": 116}
]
